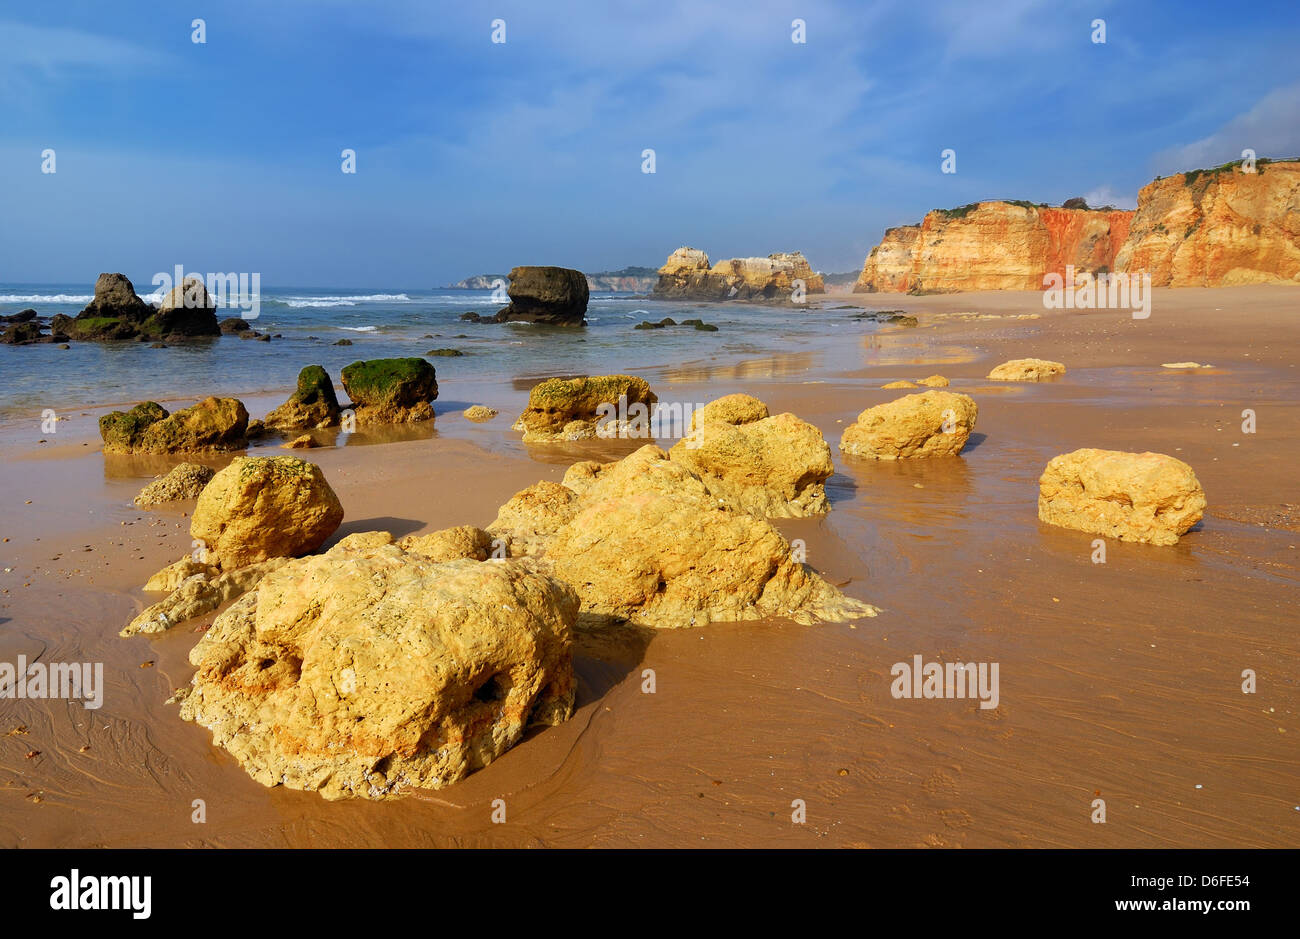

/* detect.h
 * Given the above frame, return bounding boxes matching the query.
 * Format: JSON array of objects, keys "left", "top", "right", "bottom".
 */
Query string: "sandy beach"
[{"left": 1, "top": 285, "right": 1295, "bottom": 848}]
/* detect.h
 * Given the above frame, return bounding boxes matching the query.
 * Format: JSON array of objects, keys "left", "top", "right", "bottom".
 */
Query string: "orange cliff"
[
  {"left": 855, "top": 159, "right": 1300, "bottom": 294},
  {"left": 1115, "top": 159, "right": 1300, "bottom": 286},
  {"left": 854, "top": 203, "right": 1133, "bottom": 294}
]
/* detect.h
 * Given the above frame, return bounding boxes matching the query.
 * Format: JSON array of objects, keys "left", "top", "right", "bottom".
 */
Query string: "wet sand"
[{"left": 1, "top": 286, "right": 1297, "bottom": 847}]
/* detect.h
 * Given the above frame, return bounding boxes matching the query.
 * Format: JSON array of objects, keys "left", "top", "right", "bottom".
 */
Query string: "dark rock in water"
[
  {"left": 219, "top": 316, "right": 252, "bottom": 333},
  {"left": 256, "top": 333, "right": 271, "bottom": 342},
  {"left": 459, "top": 312, "right": 486, "bottom": 323},
  {"left": 238, "top": 330, "right": 261, "bottom": 340},
  {"left": 2, "top": 309, "right": 38, "bottom": 324},
  {"left": 265, "top": 365, "right": 341, "bottom": 430},
  {"left": 454, "top": 334, "right": 469, "bottom": 339},
  {"left": 340, "top": 358, "right": 438, "bottom": 424},
  {"left": 67, "top": 272, "right": 219, "bottom": 341},
  {"left": 333, "top": 338, "right": 352, "bottom": 346},
  {"left": 851, "top": 309, "right": 917, "bottom": 327},
  {"left": 658, "top": 317, "right": 677, "bottom": 327},
  {"left": 151, "top": 341, "right": 168, "bottom": 349},
  {"left": 81, "top": 273, "right": 152, "bottom": 320},
  {"left": 633, "top": 321, "right": 661, "bottom": 330},
  {"left": 57, "top": 343, "right": 70, "bottom": 350},
  {"left": 151, "top": 276, "right": 221, "bottom": 337},
  {"left": 693, "top": 323, "right": 719, "bottom": 331},
  {"left": 421, "top": 334, "right": 435, "bottom": 339},
  {"left": 680, "top": 318, "right": 705, "bottom": 327},
  {"left": 1, "top": 322, "right": 44, "bottom": 344},
  {"left": 425, "top": 348, "right": 463, "bottom": 356},
  {"left": 49, "top": 332, "right": 70, "bottom": 343},
  {"left": 491, "top": 266, "right": 588, "bottom": 326}
]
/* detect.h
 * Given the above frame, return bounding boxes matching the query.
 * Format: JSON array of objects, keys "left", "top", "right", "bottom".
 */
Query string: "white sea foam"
[
  {"left": 338, "top": 325, "right": 378, "bottom": 332},
  {"left": 0, "top": 294, "right": 94, "bottom": 304}
]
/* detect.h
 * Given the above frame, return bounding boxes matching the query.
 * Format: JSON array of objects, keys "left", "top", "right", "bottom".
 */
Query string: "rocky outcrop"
[
  {"left": 99, "top": 397, "right": 248, "bottom": 454},
  {"left": 1038, "top": 448, "right": 1207, "bottom": 545},
  {"left": 839, "top": 391, "right": 978, "bottom": 459},
  {"left": 653, "top": 247, "right": 826, "bottom": 300},
  {"left": 1114, "top": 159, "right": 1300, "bottom": 286},
  {"left": 264, "top": 365, "right": 341, "bottom": 430},
  {"left": 339, "top": 358, "right": 438, "bottom": 424},
  {"left": 174, "top": 533, "right": 578, "bottom": 800},
  {"left": 133, "top": 462, "right": 216, "bottom": 506},
  {"left": 190, "top": 456, "right": 344, "bottom": 570},
  {"left": 670, "top": 410, "right": 833, "bottom": 517},
  {"left": 512, "top": 375, "right": 656, "bottom": 442},
  {"left": 987, "top": 358, "right": 1066, "bottom": 381},
  {"left": 487, "top": 445, "right": 875, "bottom": 628},
  {"left": 492, "top": 266, "right": 589, "bottom": 325},
  {"left": 59, "top": 273, "right": 220, "bottom": 340},
  {"left": 854, "top": 204, "right": 1133, "bottom": 294}
]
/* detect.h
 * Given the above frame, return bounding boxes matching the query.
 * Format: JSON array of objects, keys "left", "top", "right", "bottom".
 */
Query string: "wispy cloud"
[{"left": 1155, "top": 82, "right": 1300, "bottom": 173}]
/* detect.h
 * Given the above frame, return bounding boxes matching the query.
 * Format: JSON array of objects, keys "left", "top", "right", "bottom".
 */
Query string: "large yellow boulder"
[
  {"left": 190, "top": 456, "right": 344, "bottom": 570},
  {"left": 175, "top": 533, "right": 577, "bottom": 800},
  {"left": 1038, "top": 448, "right": 1206, "bottom": 545},
  {"left": 839, "top": 391, "right": 977, "bottom": 459},
  {"left": 670, "top": 411, "right": 833, "bottom": 517}
]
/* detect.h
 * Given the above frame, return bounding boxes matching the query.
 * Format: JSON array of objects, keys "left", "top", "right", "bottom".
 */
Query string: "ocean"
[{"left": 0, "top": 285, "right": 876, "bottom": 421}]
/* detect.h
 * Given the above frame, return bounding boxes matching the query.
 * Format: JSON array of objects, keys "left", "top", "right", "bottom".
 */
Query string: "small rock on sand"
[
  {"left": 987, "top": 358, "right": 1066, "bottom": 381},
  {"left": 463, "top": 405, "right": 498, "bottom": 422}
]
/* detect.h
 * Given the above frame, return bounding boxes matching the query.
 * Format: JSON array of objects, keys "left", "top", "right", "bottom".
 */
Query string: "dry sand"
[{"left": 0, "top": 286, "right": 1296, "bottom": 847}]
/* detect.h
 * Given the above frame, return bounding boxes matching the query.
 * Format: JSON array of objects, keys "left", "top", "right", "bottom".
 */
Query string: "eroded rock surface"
[
  {"left": 174, "top": 534, "right": 578, "bottom": 800},
  {"left": 190, "top": 456, "right": 344, "bottom": 570},
  {"left": 839, "top": 391, "right": 978, "bottom": 459},
  {"left": 1038, "top": 448, "right": 1206, "bottom": 545}
]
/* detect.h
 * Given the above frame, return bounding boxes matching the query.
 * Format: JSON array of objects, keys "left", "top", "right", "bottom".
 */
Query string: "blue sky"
[{"left": 1, "top": 0, "right": 1298, "bottom": 286}]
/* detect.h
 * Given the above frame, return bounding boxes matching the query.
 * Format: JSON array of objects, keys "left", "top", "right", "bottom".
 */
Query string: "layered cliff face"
[
  {"left": 854, "top": 203, "right": 1133, "bottom": 294},
  {"left": 1114, "top": 160, "right": 1300, "bottom": 286},
  {"left": 654, "top": 247, "right": 826, "bottom": 300}
]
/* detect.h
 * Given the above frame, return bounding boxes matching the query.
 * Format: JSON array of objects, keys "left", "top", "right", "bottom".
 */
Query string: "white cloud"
[
  {"left": 1082, "top": 185, "right": 1136, "bottom": 210},
  {"left": 1156, "top": 82, "right": 1300, "bottom": 174}
]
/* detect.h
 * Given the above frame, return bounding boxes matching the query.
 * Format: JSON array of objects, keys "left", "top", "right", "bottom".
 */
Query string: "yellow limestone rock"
[
  {"left": 397, "top": 525, "right": 495, "bottom": 562},
  {"left": 491, "top": 445, "right": 875, "bottom": 628},
  {"left": 512, "top": 375, "right": 657, "bottom": 442},
  {"left": 190, "top": 456, "right": 344, "bottom": 571},
  {"left": 688, "top": 393, "right": 770, "bottom": 431},
  {"left": 916, "top": 375, "right": 950, "bottom": 387},
  {"left": 987, "top": 358, "right": 1066, "bottom": 381},
  {"left": 839, "top": 391, "right": 978, "bottom": 459},
  {"left": 462, "top": 405, "right": 498, "bottom": 422},
  {"left": 669, "top": 411, "right": 833, "bottom": 517},
  {"left": 1037, "top": 448, "right": 1206, "bottom": 545},
  {"left": 174, "top": 533, "right": 578, "bottom": 800},
  {"left": 122, "top": 558, "right": 289, "bottom": 636},
  {"left": 881, "top": 380, "right": 917, "bottom": 389}
]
